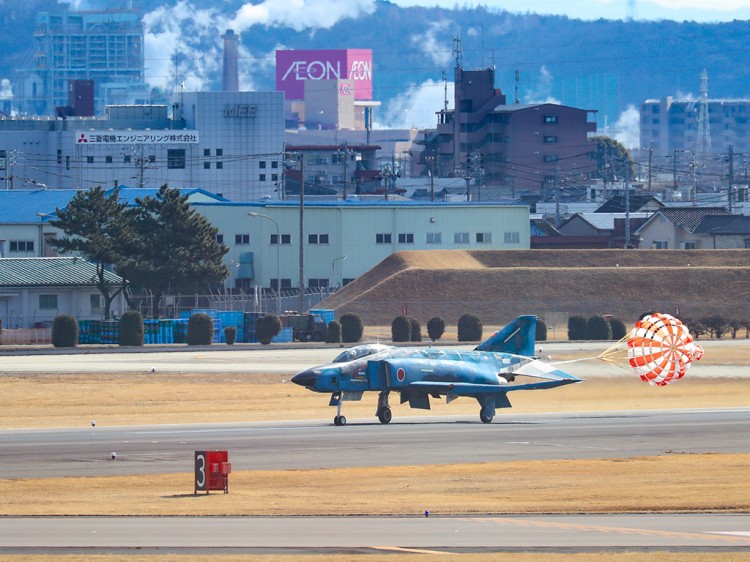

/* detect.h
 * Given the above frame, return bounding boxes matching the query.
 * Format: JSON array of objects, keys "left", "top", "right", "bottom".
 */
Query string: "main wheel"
[
  {"left": 377, "top": 406, "right": 392, "bottom": 424},
  {"left": 479, "top": 410, "right": 494, "bottom": 424},
  {"left": 334, "top": 415, "right": 347, "bottom": 426}
]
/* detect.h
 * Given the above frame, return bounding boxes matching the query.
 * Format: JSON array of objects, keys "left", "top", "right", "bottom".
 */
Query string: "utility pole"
[
  {"left": 625, "top": 159, "right": 631, "bottom": 248},
  {"left": 647, "top": 142, "right": 653, "bottom": 193},
  {"left": 298, "top": 153, "right": 305, "bottom": 313},
  {"left": 728, "top": 144, "right": 734, "bottom": 213},
  {"left": 673, "top": 149, "right": 678, "bottom": 190},
  {"left": 340, "top": 142, "right": 348, "bottom": 201}
]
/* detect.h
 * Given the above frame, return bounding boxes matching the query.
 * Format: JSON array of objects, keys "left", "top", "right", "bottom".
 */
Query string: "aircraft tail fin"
[{"left": 474, "top": 315, "right": 536, "bottom": 356}]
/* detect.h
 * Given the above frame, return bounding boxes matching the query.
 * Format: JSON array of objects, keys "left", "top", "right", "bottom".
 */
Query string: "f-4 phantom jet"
[{"left": 291, "top": 315, "right": 582, "bottom": 426}]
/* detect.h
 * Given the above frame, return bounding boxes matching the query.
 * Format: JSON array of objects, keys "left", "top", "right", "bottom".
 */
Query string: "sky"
[{"left": 390, "top": 0, "right": 750, "bottom": 23}]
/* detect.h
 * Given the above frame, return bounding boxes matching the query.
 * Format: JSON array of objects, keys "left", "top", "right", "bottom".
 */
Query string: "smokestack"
[{"left": 222, "top": 29, "right": 239, "bottom": 92}]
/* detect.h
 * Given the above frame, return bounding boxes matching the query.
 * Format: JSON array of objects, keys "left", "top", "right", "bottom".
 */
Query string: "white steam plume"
[
  {"left": 411, "top": 20, "right": 453, "bottom": 66},
  {"left": 611, "top": 104, "right": 640, "bottom": 149},
  {"left": 144, "top": 0, "right": 376, "bottom": 93},
  {"left": 233, "top": 0, "right": 375, "bottom": 31},
  {"left": 524, "top": 65, "right": 561, "bottom": 105},
  {"left": 375, "top": 80, "right": 454, "bottom": 130},
  {"left": 0, "top": 79, "right": 13, "bottom": 101}
]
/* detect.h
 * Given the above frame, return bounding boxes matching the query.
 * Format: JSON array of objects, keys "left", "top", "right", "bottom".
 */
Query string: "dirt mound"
[{"left": 320, "top": 249, "right": 750, "bottom": 326}]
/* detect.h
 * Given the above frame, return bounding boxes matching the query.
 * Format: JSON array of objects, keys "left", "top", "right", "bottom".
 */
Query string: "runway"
[
  {"left": 1, "top": 408, "right": 748, "bottom": 478},
  {"left": 1, "top": 514, "right": 749, "bottom": 553}
]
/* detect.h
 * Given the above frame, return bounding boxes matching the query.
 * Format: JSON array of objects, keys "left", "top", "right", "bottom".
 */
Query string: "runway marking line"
[
  {"left": 373, "top": 546, "right": 450, "bottom": 555},
  {"left": 472, "top": 517, "right": 750, "bottom": 544}
]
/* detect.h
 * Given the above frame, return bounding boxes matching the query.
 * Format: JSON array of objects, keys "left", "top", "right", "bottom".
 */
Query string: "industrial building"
[
  {"left": 0, "top": 91, "right": 284, "bottom": 201},
  {"left": 189, "top": 200, "right": 530, "bottom": 292},
  {"left": 14, "top": 4, "right": 149, "bottom": 116}
]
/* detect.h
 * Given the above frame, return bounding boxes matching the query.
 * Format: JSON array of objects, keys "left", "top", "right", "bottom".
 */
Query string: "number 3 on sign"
[{"left": 194, "top": 451, "right": 206, "bottom": 493}]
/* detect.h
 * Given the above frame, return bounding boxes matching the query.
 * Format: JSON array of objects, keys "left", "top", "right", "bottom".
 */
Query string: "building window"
[
  {"left": 271, "top": 173, "right": 279, "bottom": 182},
  {"left": 204, "top": 162, "right": 210, "bottom": 169},
  {"left": 454, "top": 232, "right": 469, "bottom": 244},
  {"left": 652, "top": 240, "right": 669, "bottom": 249},
  {"left": 105, "top": 155, "right": 112, "bottom": 164},
  {"left": 544, "top": 115, "right": 558, "bottom": 123},
  {"left": 271, "top": 233, "right": 291, "bottom": 244},
  {"left": 398, "top": 233, "right": 414, "bottom": 244},
  {"left": 167, "top": 149, "right": 186, "bottom": 169},
  {"left": 148, "top": 155, "right": 156, "bottom": 163},
  {"left": 343, "top": 278, "right": 355, "bottom": 285},
  {"left": 124, "top": 155, "right": 131, "bottom": 163},
  {"left": 543, "top": 136, "right": 558, "bottom": 143},
  {"left": 214, "top": 234, "right": 224, "bottom": 244},
  {"left": 544, "top": 155, "right": 559, "bottom": 162},
  {"left": 90, "top": 294, "right": 104, "bottom": 315},
  {"left": 259, "top": 161, "right": 266, "bottom": 168},
  {"left": 271, "top": 161, "right": 278, "bottom": 169},
  {"left": 426, "top": 232, "right": 442, "bottom": 244},
  {"left": 39, "top": 294, "right": 58, "bottom": 310},
  {"left": 87, "top": 156, "right": 94, "bottom": 164},
  {"left": 235, "top": 234, "right": 250, "bottom": 245},
  {"left": 216, "top": 162, "right": 223, "bottom": 169},
  {"left": 308, "top": 278, "right": 330, "bottom": 289},
  {"left": 9, "top": 240, "right": 34, "bottom": 252},
  {"left": 204, "top": 148, "right": 210, "bottom": 156},
  {"left": 504, "top": 136, "right": 510, "bottom": 143},
  {"left": 376, "top": 233, "right": 392, "bottom": 244},
  {"left": 259, "top": 174, "right": 266, "bottom": 181},
  {"left": 216, "top": 149, "right": 223, "bottom": 156},
  {"left": 308, "top": 233, "right": 329, "bottom": 244},
  {"left": 682, "top": 241, "right": 697, "bottom": 249},
  {"left": 504, "top": 231, "right": 520, "bottom": 244},
  {"left": 476, "top": 232, "right": 492, "bottom": 243}
]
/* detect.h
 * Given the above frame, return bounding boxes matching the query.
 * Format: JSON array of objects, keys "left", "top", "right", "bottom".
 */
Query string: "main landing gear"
[{"left": 376, "top": 391, "right": 392, "bottom": 424}]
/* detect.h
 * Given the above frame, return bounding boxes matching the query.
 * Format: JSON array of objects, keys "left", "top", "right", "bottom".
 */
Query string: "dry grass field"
[{"left": 1, "top": 335, "right": 749, "bottom": 561}]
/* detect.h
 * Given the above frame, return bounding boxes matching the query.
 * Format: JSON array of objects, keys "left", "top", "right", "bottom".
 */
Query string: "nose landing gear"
[{"left": 376, "top": 391, "right": 392, "bottom": 424}]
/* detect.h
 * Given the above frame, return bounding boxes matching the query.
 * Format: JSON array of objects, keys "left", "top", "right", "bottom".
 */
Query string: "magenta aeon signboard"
[{"left": 276, "top": 49, "right": 372, "bottom": 101}]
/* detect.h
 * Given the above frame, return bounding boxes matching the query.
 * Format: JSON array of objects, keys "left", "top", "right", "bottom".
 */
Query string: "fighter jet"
[{"left": 291, "top": 315, "right": 582, "bottom": 426}]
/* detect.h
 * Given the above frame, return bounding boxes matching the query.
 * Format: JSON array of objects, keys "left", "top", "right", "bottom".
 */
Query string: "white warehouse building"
[
  {"left": 0, "top": 91, "right": 284, "bottom": 201},
  {"left": 192, "top": 200, "right": 530, "bottom": 292}
]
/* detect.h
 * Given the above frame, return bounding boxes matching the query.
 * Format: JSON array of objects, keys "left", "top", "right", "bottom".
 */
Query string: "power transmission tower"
[{"left": 695, "top": 69, "right": 712, "bottom": 167}]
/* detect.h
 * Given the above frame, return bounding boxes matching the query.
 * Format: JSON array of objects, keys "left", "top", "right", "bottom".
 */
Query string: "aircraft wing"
[{"left": 406, "top": 359, "right": 582, "bottom": 397}]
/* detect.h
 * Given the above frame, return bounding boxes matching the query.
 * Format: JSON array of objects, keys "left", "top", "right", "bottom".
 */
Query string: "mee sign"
[{"left": 276, "top": 49, "right": 372, "bottom": 101}]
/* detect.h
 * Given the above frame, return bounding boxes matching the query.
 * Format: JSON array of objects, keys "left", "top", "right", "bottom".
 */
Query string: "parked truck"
[{"left": 280, "top": 313, "right": 327, "bottom": 342}]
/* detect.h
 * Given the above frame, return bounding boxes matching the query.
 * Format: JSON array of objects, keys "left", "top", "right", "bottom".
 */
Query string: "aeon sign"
[{"left": 276, "top": 49, "right": 373, "bottom": 101}]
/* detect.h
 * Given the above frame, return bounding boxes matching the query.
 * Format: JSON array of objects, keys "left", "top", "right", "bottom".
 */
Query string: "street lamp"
[
  {"left": 248, "top": 212, "right": 281, "bottom": 314},
  {"left": 331, "top": 255, "right": 347, "bottom": 288}
]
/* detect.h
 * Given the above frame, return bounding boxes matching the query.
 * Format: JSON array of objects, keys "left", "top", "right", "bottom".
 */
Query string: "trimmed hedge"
[
  {"left": 568, "top": 315, "right": 587, "bottom": 340},
  {"left": 256, "top": 314, "right": 281, "bottom": 345},
  {"left": 325, "top": 320, "right": 342, "bottom": 343},
  {"left": 119, "top": 310, "right": 144, "bottom": 346},
  {"left": 587, "top": 315, "right": 613, "bottom": 340},
  {"left": 608, "top": 317, "right": 627, "bottom": 340},
  {"left": 188, "top": 313, "right": 214, "bottom": 345},
  {"left": 224, "top": 325, "right": 237, "bottom": 345},
  {"left": 52, "top": 314, "right": 78, "bottom": 348},
  {"left": 426, "top": 316, "right": 445, "bottom": 342},
  {"left": 535, "top": 318, "right": 548, "bottom": 342},
  {"left": 340, "top": 313, "right": 364, "bottom": 343},
  {"left": 391, "top": 315, "right": 411, "bottom": 342},
  {"left": 457, "top": 313, "right": 482, "bottom": 342},
  {"left": 409, "top": 317, "right": 422, "bottom": 342}
]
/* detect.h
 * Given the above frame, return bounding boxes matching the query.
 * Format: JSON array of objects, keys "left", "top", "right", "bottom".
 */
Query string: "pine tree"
[
  {"left": 48, "top": 186, "right": 130, "bottom": 319},
  {"left": 120, "top": 185, "right": 229, "bottom": 317}
]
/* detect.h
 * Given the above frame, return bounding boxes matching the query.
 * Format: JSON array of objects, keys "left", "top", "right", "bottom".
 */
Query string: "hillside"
[
  {"left": 319, "top": 249, "right": 750, "bottom": 327},
  {"left": 3, "top": 1, "right": 750, "bottom": 129}
]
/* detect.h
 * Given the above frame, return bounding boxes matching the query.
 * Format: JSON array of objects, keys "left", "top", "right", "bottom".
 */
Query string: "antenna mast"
[{"left": 453, "top": 34, "right": 463, "bottom": 69}]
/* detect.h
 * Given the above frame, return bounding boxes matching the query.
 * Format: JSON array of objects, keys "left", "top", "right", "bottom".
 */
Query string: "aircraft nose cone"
[{"left": 292, "top": 369, "right": 318, "bottom": 388}]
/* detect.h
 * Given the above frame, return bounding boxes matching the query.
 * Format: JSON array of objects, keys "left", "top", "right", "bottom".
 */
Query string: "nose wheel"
[{"left": 331, "top": 392, "right": 347, "bottom": 426}]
